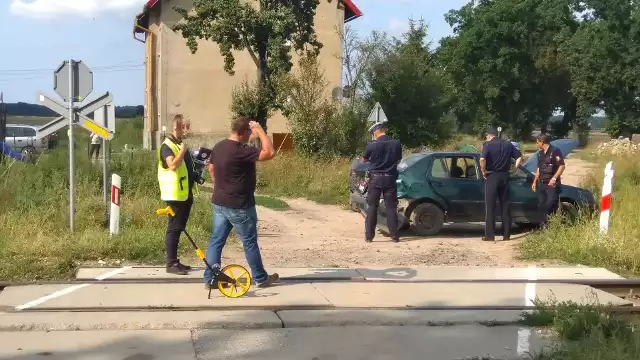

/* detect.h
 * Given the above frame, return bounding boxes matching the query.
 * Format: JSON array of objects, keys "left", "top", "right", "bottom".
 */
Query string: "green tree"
[
  {"left": 561, "top": 0, "right": 640, "bottom": 139},
  {"left": 437, "top": 0, "right": 578, "bottom": 141},
  {"left": 172, "top": 0, "right": 323, "bottom": 129},
  {"left": 280, "top": 55, "right": 368, "bottom": 157},
  {"left": 364, "top": 19, "right": 453, "bottom": 148}
]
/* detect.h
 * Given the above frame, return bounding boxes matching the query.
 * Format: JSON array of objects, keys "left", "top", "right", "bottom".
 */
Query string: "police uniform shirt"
[
  {"left": 363, "top": 135, "right": 403, "bottom": 176},
  {"left": 481, "top": 137, "right": 522, "bottom": 172},
  {"left": 537, "top": 145, "right": 564, "bottom": 182},
  {"left": 160, "top": 136, "right": 196, "bottom": 194}
]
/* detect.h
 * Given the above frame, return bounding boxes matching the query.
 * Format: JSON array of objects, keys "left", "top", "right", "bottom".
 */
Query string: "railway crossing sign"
[
  {"left": 37, "top": 92, "right": 115, "bottom": 140},
  {"left": 41, "top": 59, "right": 115, "bottom": 233}
]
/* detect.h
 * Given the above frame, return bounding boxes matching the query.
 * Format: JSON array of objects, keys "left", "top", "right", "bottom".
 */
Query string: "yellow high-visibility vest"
[{"left": 157, "top": 138, "right": 190, "bottom": 201}]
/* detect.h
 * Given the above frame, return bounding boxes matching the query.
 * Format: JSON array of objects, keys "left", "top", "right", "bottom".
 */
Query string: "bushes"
[{"left": 280, "top": 55, "right": 369, "bottom": 157}]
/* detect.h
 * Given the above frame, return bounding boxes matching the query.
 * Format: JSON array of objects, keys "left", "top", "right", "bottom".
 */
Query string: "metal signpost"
[
  {"left": 39, "top": 60, "right": 115, "bottom": 232},
  {"left": 94, "top": 103, "right": 116, "bottom": 203}
]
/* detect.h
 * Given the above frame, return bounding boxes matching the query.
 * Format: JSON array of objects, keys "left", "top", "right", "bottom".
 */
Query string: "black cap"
[{"left": 486, "top": 127, "right": 498, "bottom": 136}]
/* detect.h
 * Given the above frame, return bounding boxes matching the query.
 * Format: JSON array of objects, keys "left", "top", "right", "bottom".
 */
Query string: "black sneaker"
[
  {"left": 257, "top": 273, "right": 280, "bottom": 288},
  {"left": 166, "top": 263, "right": 188, "bottom": 275},
  {"left": 177, "top": 262, "right": 192, "bottom": 271}
]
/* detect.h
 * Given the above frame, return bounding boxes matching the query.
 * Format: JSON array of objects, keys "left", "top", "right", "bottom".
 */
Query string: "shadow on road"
[{"left": 380, "top": 222, "right": 531, "bottom": 242}]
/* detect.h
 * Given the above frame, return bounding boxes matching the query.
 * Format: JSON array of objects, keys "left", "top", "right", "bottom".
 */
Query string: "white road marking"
[
  {"left": 517, "top": 265, "right": 537, "bottom": 357},
  {"left": 14, "top": 266, "right": 132, "bottom": 311}
]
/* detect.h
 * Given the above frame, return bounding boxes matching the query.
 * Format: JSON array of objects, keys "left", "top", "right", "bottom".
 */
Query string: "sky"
[{"left": 0, "top": 0, "right": 469, "bottom": 106}]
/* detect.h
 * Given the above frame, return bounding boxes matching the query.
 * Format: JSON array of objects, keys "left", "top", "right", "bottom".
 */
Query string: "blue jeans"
[{"left": 203, "top": 204, "right": 269, "bottom": 285}]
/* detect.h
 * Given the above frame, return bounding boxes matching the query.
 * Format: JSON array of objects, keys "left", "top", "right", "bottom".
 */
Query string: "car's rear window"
[{"left": 397, "top": 153, "right": 427, "bottom": 171}]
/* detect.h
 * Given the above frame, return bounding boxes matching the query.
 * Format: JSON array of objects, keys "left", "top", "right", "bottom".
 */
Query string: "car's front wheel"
[
  {"left": 559, "top": 201, "right": 579, "bottom": 224},
  {"left": 410, "top": 202, "right": 444, "bottom": 236}
]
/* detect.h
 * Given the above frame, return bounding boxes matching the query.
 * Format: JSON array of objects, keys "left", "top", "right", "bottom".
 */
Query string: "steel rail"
[
  {"left": 2, "top": 278, "right": 640, "bottom": 287},
  {"left": 3, "top": 304, "right": 639, "bottom": 313}
]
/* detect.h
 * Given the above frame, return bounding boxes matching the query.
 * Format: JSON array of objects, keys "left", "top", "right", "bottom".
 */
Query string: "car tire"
[
  {"left": 559, "top": 201, "right": 578, "bottom": 224},
  {"left": 410, "top": 202, "right": 444, "bottom": 236}
]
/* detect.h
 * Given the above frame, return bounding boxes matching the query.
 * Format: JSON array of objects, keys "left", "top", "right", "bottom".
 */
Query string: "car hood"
[{"left": 522, "top": 138, "right": 579, "bottom": 173}]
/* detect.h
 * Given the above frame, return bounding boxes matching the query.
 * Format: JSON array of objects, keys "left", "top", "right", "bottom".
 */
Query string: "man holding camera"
[
  {"left": 204, "top": 116, "right": 280, "bottom": 290},
  {"left": 158, "top": 114, "right": 197, "bottom": 275}
]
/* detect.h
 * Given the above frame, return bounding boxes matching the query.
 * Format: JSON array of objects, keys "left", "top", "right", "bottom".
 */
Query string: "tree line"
[
  {"left": 5, "top": 102, "right": 144, "bottom": 119},
  {"left": 171, "top": 0, "right": 630, "bottom": 157}
]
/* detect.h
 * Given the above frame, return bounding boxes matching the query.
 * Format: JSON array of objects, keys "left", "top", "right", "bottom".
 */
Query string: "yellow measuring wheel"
[
  {"left": 156, "top": 206, "right": 252, "bottom": 299},
  {"left": 217, "top": 264, "right": 252, "bottom": 298}
]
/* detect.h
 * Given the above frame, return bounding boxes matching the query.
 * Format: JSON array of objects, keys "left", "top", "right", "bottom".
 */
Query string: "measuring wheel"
[{"left": 217, "top": 264, "right": 252, "bottom": 298}]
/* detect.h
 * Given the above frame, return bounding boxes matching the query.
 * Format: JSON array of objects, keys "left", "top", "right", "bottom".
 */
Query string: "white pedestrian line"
[
  {"left": 517, "top": 265, "right": 537, "bottom": 357},
  {"left": 14, "top": 266, "right": 132, "bottom": 311}
]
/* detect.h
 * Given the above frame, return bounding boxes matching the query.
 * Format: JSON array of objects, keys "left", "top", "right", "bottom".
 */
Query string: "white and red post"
[
  {"left": 599, "top": 161, "right": 614, "bottom": 234},
  {"left": 109, "top": 173, "right": 121, "bottom": 236}
]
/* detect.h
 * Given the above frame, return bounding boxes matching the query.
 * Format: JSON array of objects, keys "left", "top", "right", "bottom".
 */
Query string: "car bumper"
[{"left": 349, "top": 191, "right": 409, "bottom": 233}]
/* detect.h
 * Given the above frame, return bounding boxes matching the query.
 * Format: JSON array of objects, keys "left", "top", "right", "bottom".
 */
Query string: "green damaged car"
[{"left": 349, "top": 139, "right": 596, "bottom": 236}]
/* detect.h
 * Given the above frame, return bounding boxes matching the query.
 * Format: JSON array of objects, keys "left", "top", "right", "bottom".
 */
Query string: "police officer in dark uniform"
[
  {"left": 532, "top": 134, "right": 566, "bottom": 227},
  {"left": 480, "top": 128, "right": 523, "bottom": 241},
  {"left": 362, "top": 122, "right": 403, "bottom": 243}
]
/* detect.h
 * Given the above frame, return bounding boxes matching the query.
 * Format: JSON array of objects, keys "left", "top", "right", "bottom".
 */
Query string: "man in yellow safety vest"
[{"left": 157, "top": 114, "right": 198, "bottom": 275}]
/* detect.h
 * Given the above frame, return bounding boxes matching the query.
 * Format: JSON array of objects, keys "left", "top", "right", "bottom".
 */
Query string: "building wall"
[{"left": 145, "top": 0, "right": 345, "bottom": 149}]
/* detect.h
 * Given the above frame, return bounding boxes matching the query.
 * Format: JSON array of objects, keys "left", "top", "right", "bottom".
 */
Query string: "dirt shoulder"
[{"left": 216, "top": 156, "right": 596, "bottom": 268}]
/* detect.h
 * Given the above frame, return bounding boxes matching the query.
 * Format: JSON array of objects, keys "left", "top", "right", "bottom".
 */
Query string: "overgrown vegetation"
[
  {"left": 521, "top": 299, "right": 640, "bottom": 360},
  {"left": 519, "top": 152, "right": 640, "bottom": 276}
]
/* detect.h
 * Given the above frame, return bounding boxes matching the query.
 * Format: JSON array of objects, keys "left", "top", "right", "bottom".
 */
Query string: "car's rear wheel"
[{"left": 410, "top": 202, "right": 444, "bottom": 236}]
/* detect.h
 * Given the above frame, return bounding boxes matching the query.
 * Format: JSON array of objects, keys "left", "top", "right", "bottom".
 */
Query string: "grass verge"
[
  {"left": 255, "top": 195, "right": 290, "bottom": 210},
  {"left": 518, "top": 153, "right": 640, "bottom": 276},
  {"left": 521, "top": 299, "right": 640, "bottom": 360}
]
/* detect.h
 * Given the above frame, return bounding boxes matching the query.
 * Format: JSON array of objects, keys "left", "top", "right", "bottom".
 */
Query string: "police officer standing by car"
[
  {"left": 532, "top": 133, "right": 566, "bottom": 227},
  {"left": 362, "top": 122, "right": 403, "bottom": 243},
  {"left": 480, "top": 128, "right": 523, "bottom": 241},
  {"left": 158, "top": 114, "right": 198, "bottom": 275}
]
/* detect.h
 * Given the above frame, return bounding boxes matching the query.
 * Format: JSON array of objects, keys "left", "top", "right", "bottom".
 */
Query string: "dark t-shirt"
[
  {"left": 160, "top": 136, "right": 195, "bottom": 197},
  {"left": 210, "top": 139, "right": 260, "bottom": 209},
  {"left": 537, "top": 145, "right": 565, "bottom": 182},
  {"left": 363, "top": 135, "right": 403, "bottom": 177},
  {"left": 481, "top": 137, "right": 522, "bottom": 172}
]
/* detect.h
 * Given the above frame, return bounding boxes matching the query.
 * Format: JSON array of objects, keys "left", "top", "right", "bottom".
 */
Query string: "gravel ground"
[{"left": 217, "top": 157, "right": 593, "bottom": 269}]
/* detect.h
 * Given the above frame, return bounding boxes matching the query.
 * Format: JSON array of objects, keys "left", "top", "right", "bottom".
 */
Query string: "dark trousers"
[
  {"left": 165, "top": 196, "right": 193, "bottom": 265},
  {"left": 484, "top": 171, "right": 511, "bottom": 240},
  {"left": 538, "top": 181, "right": 560, "bottom": 227},
  {"left": 365, "top": 174, "right": 399, "bottom": 240},
  {"left": 89, "top": 143, "right": 100, "bottom": 159}
]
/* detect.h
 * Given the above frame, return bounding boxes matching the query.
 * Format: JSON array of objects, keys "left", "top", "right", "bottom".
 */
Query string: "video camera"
[{"left": 189, "top": 147, "right": 213, "bottom": 185}]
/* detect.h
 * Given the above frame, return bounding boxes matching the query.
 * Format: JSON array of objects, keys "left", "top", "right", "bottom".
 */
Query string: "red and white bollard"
[
  {"left": 109, "top": 173, "right": 121, "bottom": 236},
  {"left": 599, "top": 161, "right": 614, "bottom": 234}
]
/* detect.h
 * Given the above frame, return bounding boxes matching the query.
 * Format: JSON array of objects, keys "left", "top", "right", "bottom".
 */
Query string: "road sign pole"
[
  {"left": 68, "top": 59, "right": 75, "bottom": 233},
  {"left": 102, "top": 106, "right": 110, "bottom": 205}
]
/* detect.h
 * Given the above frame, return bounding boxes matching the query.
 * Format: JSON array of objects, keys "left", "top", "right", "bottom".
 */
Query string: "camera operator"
[{"left": 158, "top": 114, "right": 198, "bottom": 275}]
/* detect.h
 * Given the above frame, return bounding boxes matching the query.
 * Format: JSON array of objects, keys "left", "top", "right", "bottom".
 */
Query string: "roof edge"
[{"left": 133, "top": 0, "right": 362, "bottom": 35}]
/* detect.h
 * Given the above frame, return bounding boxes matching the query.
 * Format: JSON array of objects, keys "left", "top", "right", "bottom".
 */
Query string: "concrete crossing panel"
[
  {"left": 1, "top": 282, "right": 630, "bottom": 311},
  {"left": 74, "top": 267, "right": 362, "bottom": 281},
  {"left": 354, "top": 266, "right": 625, "bottom": 281}
]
